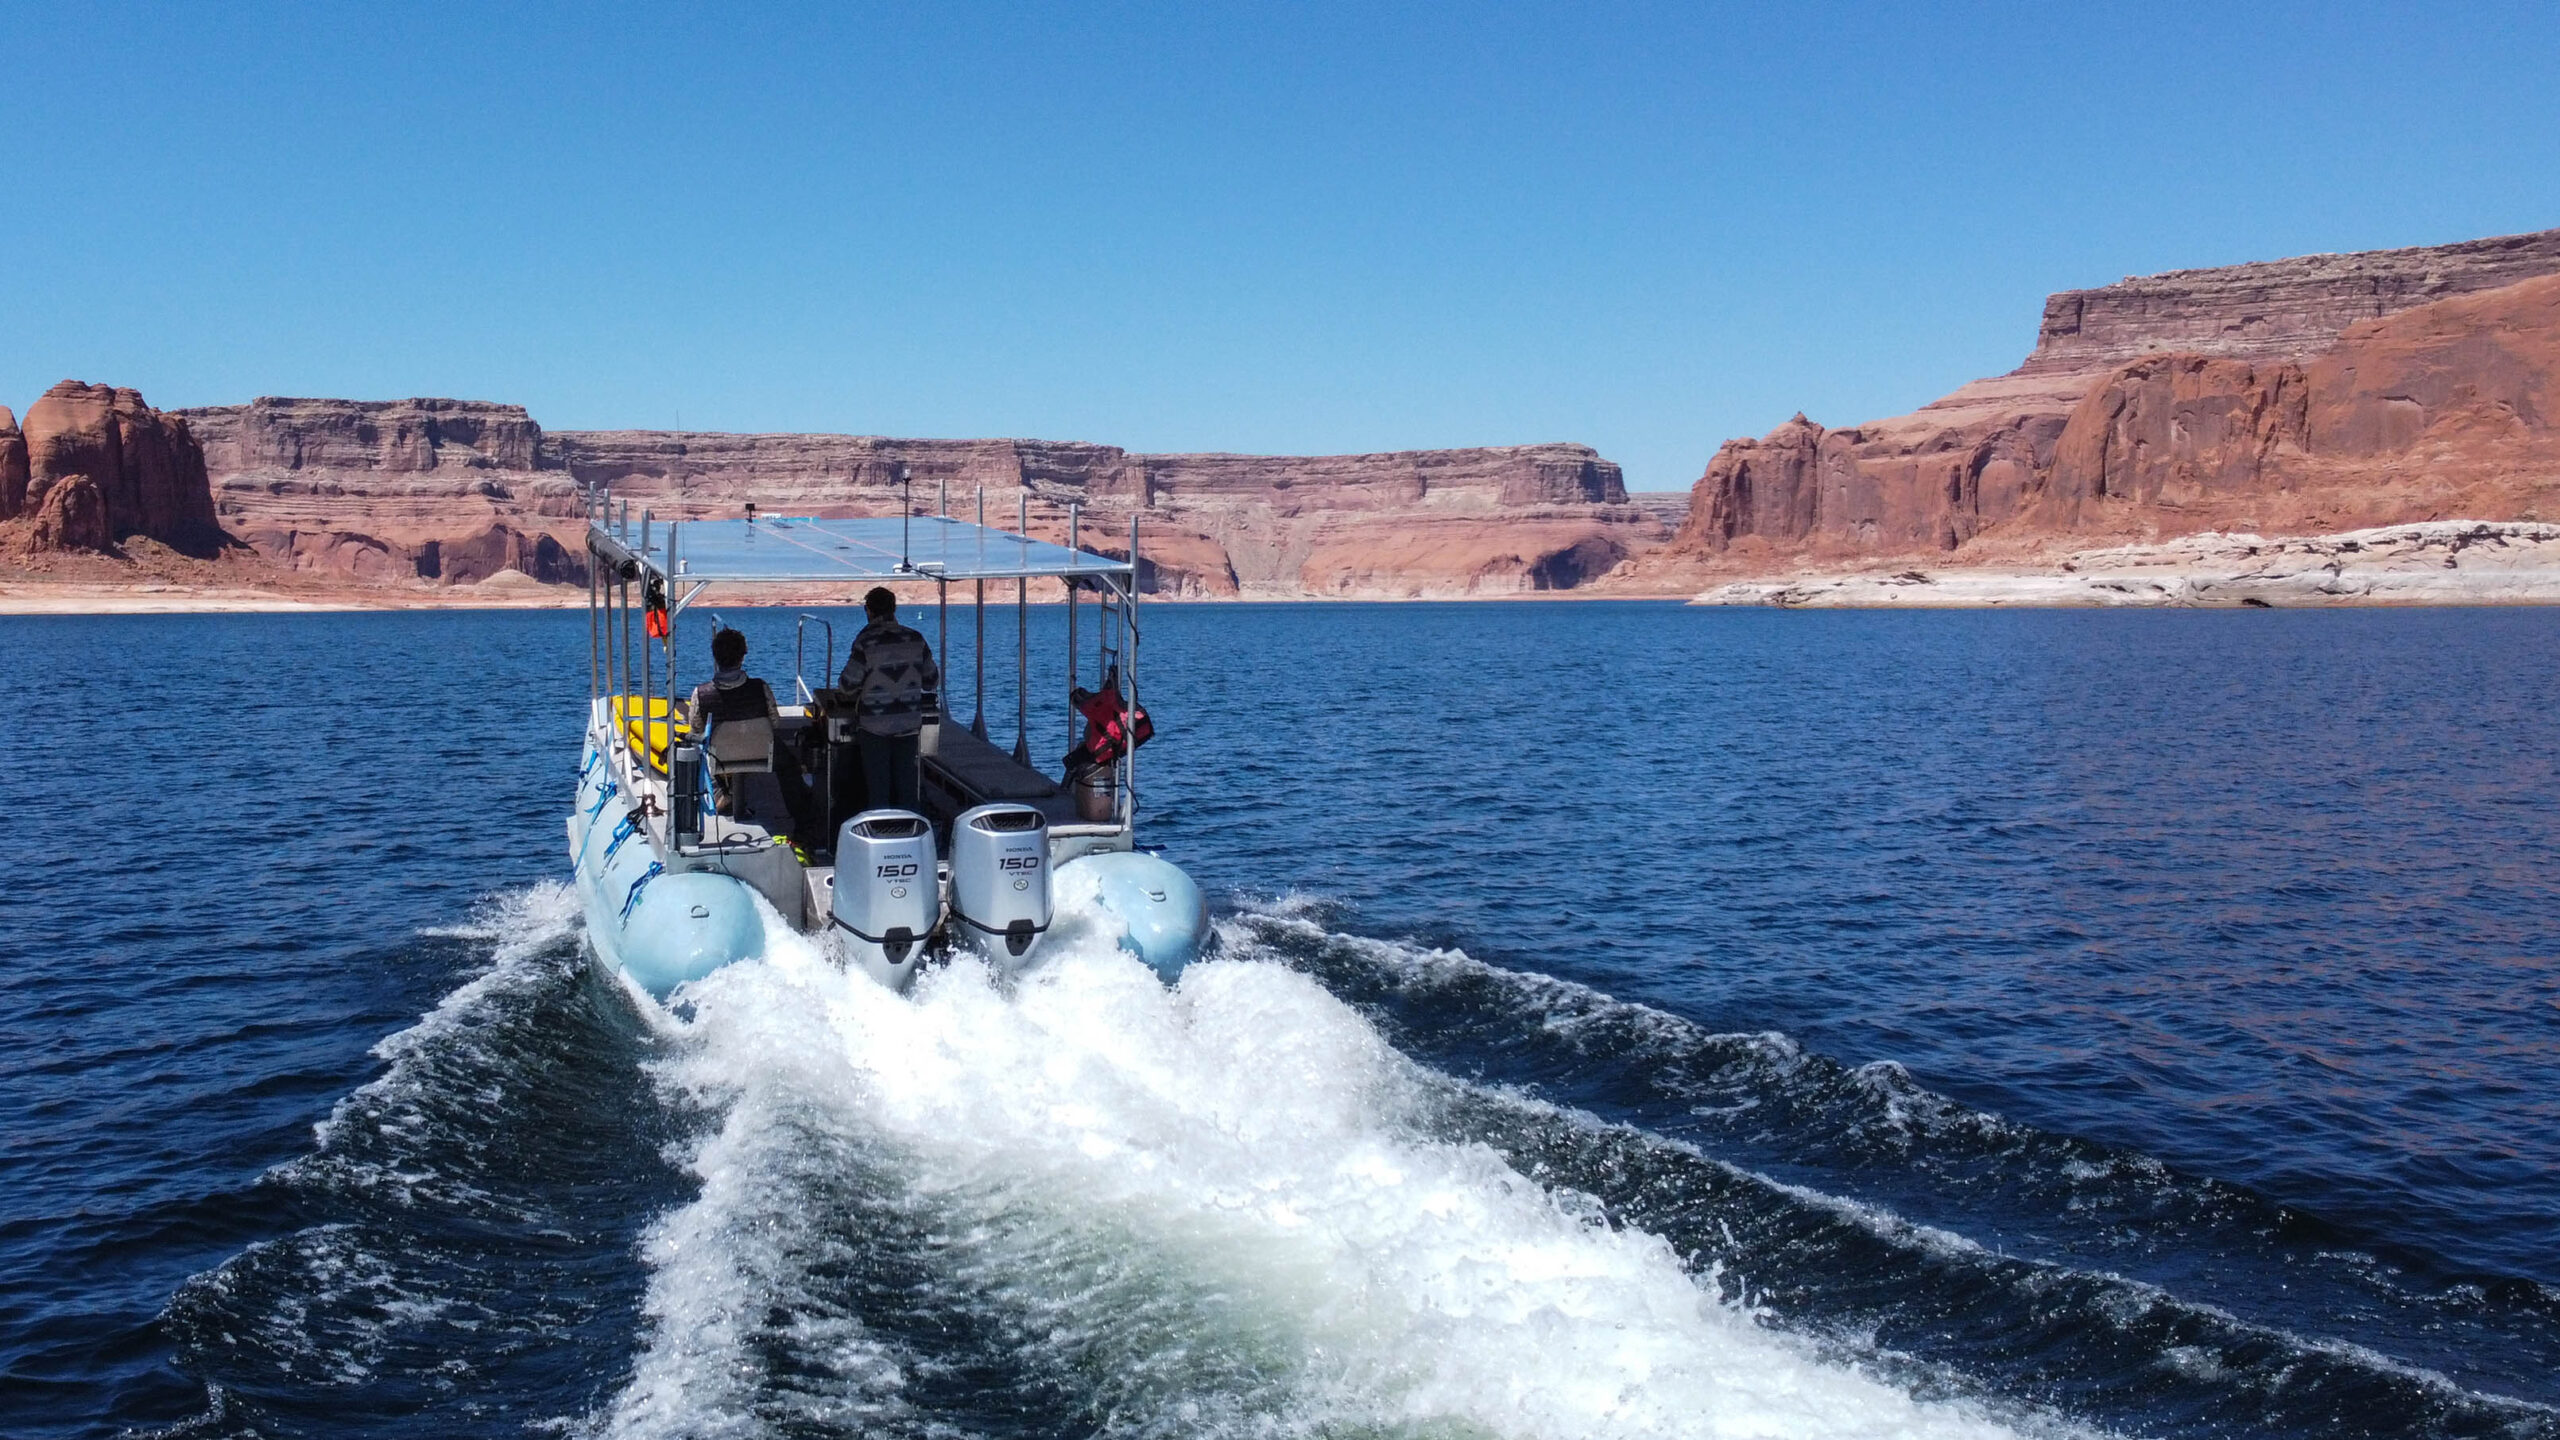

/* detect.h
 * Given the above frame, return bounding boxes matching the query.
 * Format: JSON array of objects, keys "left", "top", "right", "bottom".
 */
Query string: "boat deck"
[{"left": 592, "top": 695, "right": 1126, "bottom": 940}]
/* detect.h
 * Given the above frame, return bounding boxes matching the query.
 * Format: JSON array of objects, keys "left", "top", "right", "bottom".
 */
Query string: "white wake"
[{"left": 599, "top": 896, "right": 2035, "bottom": 1440}]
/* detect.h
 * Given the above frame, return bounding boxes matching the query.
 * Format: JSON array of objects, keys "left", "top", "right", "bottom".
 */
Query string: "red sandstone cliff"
[
  {"left": 0, "top": 382, "right": 221, "bottom": 556},
  {"left": 2038, "top": 273, "right": 2560, "bottom": 531},
  {"left": 175, "top": 398, "right": 1661, "bottom": 597},
  {"left": 1639, "top": 227, "right": 2560, "bottom": 579},
  {"left": 0, "top": 408, "right": 26, "bottom": 519}
]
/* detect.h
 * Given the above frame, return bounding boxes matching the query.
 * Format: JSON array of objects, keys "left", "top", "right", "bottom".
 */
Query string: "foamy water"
[{"left": 600, "top": 895, "right": 2032, "bottom": 1439}]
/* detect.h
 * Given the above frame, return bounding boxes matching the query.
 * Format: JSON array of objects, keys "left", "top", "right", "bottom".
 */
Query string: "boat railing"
[{"left": 793, "top": 614, "right": 834, "bottom": 706}]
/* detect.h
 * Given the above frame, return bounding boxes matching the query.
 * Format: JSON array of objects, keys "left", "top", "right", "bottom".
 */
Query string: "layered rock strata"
[
  {"left": 2021, "top": 227, "right": 2560, "bottom": 374},
  {"left": 178, "top": 396, "right": 579, "bottom": 585},
  {"left": 177, "top": 396, "right": 1661, "bottom": 597},
  {"left": 1644, "top": 227, "right": 2560, "bottom": 577},
  {"left": 1624, "top": 491, "right": 1694, "bottom": 529},
  {"left": 2, "top": 382, "right": 220, "bottom": 554}
]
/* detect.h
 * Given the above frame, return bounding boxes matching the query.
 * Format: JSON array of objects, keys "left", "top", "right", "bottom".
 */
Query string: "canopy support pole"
[
  {"left": 619, "top": 566, "right": 635, "bottom": 709},
  {"left": 1066, "top": 502, "right": 1079, "bottom": 755},
  {"left": 1124, "top": 512, "right": 1139, "bottom": 827},
  {"left": 1014, "top": 491, "right": 1031, "bottom": 765},
  {"left": 665, "top": 522, "right": 681, "bottom": 765},
  {"left": 639, "top": 510, "right": 654, "bottom": 710},
  {"left": 972, "top": 488, "right": 987, "bottom": 738},
  {"left": 586, "top": 537, "right": 600, "bottom": 705},
  {"left": 604, "top": 550, "right": 618, "bottom": 705}
]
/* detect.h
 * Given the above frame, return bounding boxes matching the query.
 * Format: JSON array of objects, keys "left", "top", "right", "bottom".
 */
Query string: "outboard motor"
[
  {"left": 949, "top": 803, "right": 1050, "bottom": 965},
  {"left": 829, "top": 809, "right": 940, "bottom": 988}
]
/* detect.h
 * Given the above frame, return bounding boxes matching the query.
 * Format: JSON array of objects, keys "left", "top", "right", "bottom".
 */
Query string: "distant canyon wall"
[
  {"left": 175, "top": 397, "right": 1659, "bottom": 596},
  {"left": 1638, "top": 226, "right": 2560, "bottom": 577},
  {"left": 2021, "top": 227, "right": 2560, "bottom": 374},
  {"left": 177, "top": 397, "right": 585, "bottom": 585}
]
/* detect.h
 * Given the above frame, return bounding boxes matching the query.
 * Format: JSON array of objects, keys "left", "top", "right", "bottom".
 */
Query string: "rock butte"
[
  {"left": 0, "top": 381, "right": 221, "bottom": 556},
  {"left": 1620, "top": 225, "right": 2560, "bottom": 588}
]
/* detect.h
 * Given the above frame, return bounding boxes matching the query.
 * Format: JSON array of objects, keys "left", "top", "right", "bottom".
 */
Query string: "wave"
[
  {"left": 160, "top": 882, "right": 676, "bottom": 1439},
  {"left": 601, "top": 897, "right": 2041, "bottom": 1440},
  {"left": 1220, "top": 900, "right": 2560, "bottom": 1439}
]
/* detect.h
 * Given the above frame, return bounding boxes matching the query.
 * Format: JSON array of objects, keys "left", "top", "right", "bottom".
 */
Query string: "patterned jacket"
[{"left": 839, "top": 619, "right": 941, "bottom": 737}]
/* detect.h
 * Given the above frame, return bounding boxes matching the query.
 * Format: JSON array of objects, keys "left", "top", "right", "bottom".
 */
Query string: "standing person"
[{"left": 837, "top": 587, "right": 940, "bottom": 811}]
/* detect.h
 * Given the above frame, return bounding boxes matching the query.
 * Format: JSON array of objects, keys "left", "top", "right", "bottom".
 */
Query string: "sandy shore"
[
  {"left": 1693, "top": 521, "right": 2560, "bottom": 608},
  {"left": 0, "top": 579, "right": 587, "bottom": 615},
  {"left": 20, "top": 522, "right": 2560, "bottom": 613}
]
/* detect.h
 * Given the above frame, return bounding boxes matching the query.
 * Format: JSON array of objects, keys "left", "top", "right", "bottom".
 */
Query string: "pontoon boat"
[{"left": 567, "top": 489, "right": 1208, "bottom": 996}]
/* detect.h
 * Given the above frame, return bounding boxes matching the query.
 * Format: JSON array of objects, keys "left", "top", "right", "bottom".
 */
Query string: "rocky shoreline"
[
  {"left": 1694, "top": 522, "right": 2560, "bottom": 608},
  {"left": 1617, "top": 225, "right": 2560, "bottom": 594}
]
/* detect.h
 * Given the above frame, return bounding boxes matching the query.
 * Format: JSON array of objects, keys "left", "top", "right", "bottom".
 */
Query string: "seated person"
[{"left": 686, "top": 628, "right": 819, "bottom": 844}]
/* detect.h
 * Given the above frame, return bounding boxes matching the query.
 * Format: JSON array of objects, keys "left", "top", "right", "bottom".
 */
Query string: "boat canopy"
[
  {"left": 581, "top": 483, "right": 1151, "bottom": 845},
  {"left": 588, "top": 507, "right": 1135, "bottom": 588}
]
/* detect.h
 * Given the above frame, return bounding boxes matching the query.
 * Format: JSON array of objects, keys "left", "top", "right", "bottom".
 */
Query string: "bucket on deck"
[{"left": 1072, "top": 768, "right": 1117, "bottom": 822}]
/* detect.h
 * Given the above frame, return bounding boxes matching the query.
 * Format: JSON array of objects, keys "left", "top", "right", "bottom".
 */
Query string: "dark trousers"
[
  {"left": 858, "top": 731, "right": 921, "bottom": 813},
  {"left": 771, "top": 747, "right": 821, "bottom": 846}
]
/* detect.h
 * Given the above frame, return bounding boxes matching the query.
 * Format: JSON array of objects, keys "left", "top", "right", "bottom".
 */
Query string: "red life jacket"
[
  {"left": 643, "top": 576, "right": 671, "bottom": 638},
  {"left": 1067, "top": 667, "right": 1153, "bottom": 775}
]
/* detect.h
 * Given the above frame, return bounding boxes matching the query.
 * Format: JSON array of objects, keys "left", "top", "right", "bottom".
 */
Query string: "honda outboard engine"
[
  {"left": 949, "top": 803, "right": 1050, "bottom": 966},
  {"left": 829, "top": 809, "right": 940, "bottom": 989}
]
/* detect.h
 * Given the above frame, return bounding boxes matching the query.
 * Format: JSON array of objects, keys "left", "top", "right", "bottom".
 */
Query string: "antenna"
[{"left": 897, "top": 462, "right": 913, "bottom": 572}]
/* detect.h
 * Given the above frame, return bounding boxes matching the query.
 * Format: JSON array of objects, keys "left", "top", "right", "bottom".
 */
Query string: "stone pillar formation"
[{"left": 6, "top": 381, "right": 221, "bottom": 554}]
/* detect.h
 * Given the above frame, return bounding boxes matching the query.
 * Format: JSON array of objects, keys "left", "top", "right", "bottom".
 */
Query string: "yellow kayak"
[{"left": 611, "top": 695, "right": 691, "bottom": 772}]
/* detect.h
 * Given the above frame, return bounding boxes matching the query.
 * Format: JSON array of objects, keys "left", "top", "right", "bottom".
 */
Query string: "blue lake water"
[{"left": 3, "top": 601, "right": 2556, "bottom": 1438}]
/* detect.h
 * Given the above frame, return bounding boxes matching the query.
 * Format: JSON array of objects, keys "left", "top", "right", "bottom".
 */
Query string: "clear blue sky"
[{"left": 4, "top": 2, "right": 2554, "bottom": 489}]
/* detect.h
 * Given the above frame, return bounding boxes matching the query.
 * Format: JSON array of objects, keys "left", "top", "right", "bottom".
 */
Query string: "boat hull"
[
  {"left": 568, "top": 721, "right": 1210, "bottom": 996},
  {"left": 569, "top": 731, "right": 768, "bottom": 996},
  {"left": 1061, "top": 850, "right": 1212, "bottom": 980}
]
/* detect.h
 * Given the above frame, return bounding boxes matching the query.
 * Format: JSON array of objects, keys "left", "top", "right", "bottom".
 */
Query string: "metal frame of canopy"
[{"left": 583, "top": 477, "right": 1147, "bottom": 835}]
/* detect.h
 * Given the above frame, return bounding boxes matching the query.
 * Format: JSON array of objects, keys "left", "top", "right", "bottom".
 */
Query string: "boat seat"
[
  {"left": 703, "top": 714, "right": 775, "bottom": 776},
  {"left": 923, "top": 723, "right": 1059, "bottom": 804}
]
